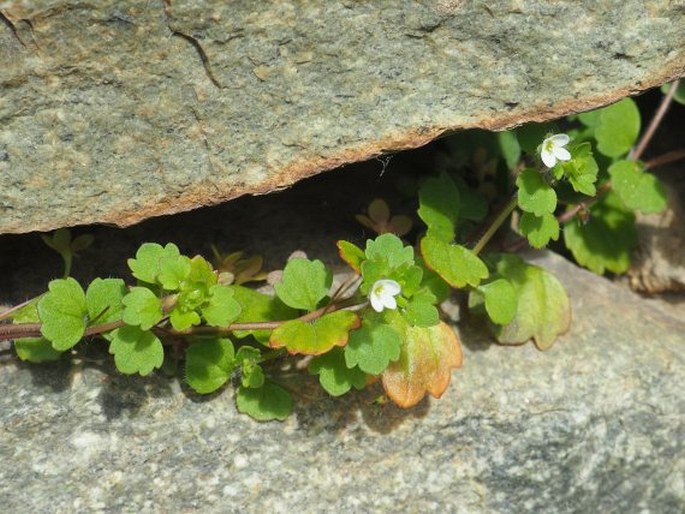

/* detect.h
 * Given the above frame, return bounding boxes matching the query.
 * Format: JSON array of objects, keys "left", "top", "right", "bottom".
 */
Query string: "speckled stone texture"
[
  {"left": 1, "top": 250, "right": 683, "bottom": 513},
  {"left": 1, "top": 0, "right": 684, "bottom": 233}
]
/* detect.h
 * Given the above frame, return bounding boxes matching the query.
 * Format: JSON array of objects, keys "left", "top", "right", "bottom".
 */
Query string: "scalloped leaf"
[
  {"left": 269, "top": 310, "right": 360, "bottom": 355},
  {"left": 420, "top": 235, "right": 488, "bottom": 288},
  {"left": 202, "top": 285, "right": 242, "bottom": 327},
  {"left": 345, "top": 321, "right": 401, "bottom": 375},
  {"left": 235, "top": 382, "right": 293, "bottom": 421},
  {"left": 86, "top": 278, "right": 126, "bottom": 325},
  {"left": 108, "top": 325, "right": 164, "bottom": 376},
  {"left": 516, "top": 168, "right": 557, "bottom": 216},
  {"left": 563, "top": 191, "right": 637, "bottom": 275},
  {"left": 381, "top": 322, "right": 462, "bottom": 408},
  {"left": 127, "top": 242, "right": 182, "bottom": 285},
  {"left": 472, "top": 278, "right": 518, "bottom": 325},
  {"left": 310, "top": 347, "right": 367, "bottom": 396},
  {"left": 364, "top": 233, "right": 414, "bottom": 269},
  {"left": 594, "top": 98, "right": 640, "bottom": 158},
  {"left": 417, "top": 172, "right": 460, "bottom": 242},
  {"left": 274, "top": 258, "right": 332, "bottom": 311},
  {"left": 185, "top": 338, "right": 235, "bottom": 394},
  {"left": 37, "top": 277, "right": 87, "bottom": 351},
  {"left": 122, "top": 287, "right": 163, "bottom": 330},
  {"left": 519, "top": 211, "right": 560, "bottom": 248},
  {"left": 493, "top": 255, "right": 571, "bottom": 350},
  {"left": 608, "top": 160, "right": 667, "bottom": 214}
]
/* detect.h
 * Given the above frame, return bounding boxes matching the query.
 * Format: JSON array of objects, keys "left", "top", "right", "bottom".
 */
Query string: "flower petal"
[
  {"left": 550, "top": 133, "right": 570, "bottom": 145},
  {"left": 382, "top": 294, "right": 398, "bottom": 310},
  {"left": 554, "top": 147, "right": 571, "bottom": 162},
  {"left": 541, "top": 149, "right": 556, "bottom": 168},
  {"left": 370, "top": 293, "right": 384, "bottom": 312}
]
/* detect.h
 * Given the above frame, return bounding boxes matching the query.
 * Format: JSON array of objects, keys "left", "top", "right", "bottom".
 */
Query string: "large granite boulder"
[
  {"left": 1, "top": 249, "right": 683, "bottom": 512},
  {"left": 1, "top": 1, "right": 684, "bottom": 233}
]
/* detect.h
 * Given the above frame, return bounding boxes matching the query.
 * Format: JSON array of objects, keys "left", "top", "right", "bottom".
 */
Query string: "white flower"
[
  {"left": 369, "top": 279, "right": 401, "bottom": 313},
  {"left": 540, "top": 134, "right": 572, "bottom": 168}
]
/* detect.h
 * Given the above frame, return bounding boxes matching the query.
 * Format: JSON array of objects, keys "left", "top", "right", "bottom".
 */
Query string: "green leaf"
[
  {"left": 519, "top": 211, "right": 560, "bottom": 248},
  {"left": 202, "top": 285, "right": 242, "bottom": 327},
  {"left": 229, "top": 286, "right": 297, "bottom": 344},
  {"left": 608, "top": 160, "right": 667, "bottom": 214},
  {"left": 235, "top": 382, "right": 293, "bottom": 421},
  {"left": 594, "top": 98, "right": 641, "bottom": 158},
  {"left": 420, "top": 235, "right": 488, "bottom": 288},
  {"left": 472, "top": 278, "right": 517, "bottom": 325},
  {"left": 516, "top": 168, "right": 557, "bottom": 215},
  {"left": 157, "top": 254, "right": 191, "bottom": 291},
  {"left": 578, "top": 109, "right": 601, "bottom": 128},
  {"left": 345, "top": 321, "right": 401, "bottom": 375},
  {"left": 185, "top": 338, "right": 235, "bottom": 394},
  {"left": 417, "top": 257, "right": 452, "bottom": 304},
  {"left": 37, "top": 277, "right": 87, "bottom": 351},
  {"left": 310, "top": 347, "right": 367, "bottom": 396},
  {"left": 13, "top": 302, "right": 63, "bottom": 362},
  {"left": 563, "top": 191, "right": 637, "bottom": 274},
  {"left": 417, "top": 172, "right": 460, "bottom": 242},
  {"left": 169, "top": 308, "right": 201, "bottom": 331},
  {"left": 493, "top": 255, "right": 571, "bottom": 350},
  {"left": 121, "top": 287, "right": 163, "bottom": 330},
  {"left": 561, "top": 142, "right": 599, "bottom": 196},
  {"left": 127, "top": 242, "right": 182, "bottom": 285},
  {"left": 270, "top": 310, "right": 360, "bottom": 355},
  {"left": 235, "top": 346, "right": 265, "bottom": 389},
  {"left": 86, "top": 278, "right": 126, "bottom": 325},
  {"left": 274, "top": 258, "right": 332, "bottom": 311},
  {"left": 337, "top": 240, "right": 366, "bottom": 273},
  {"left": 661, "top": 81, "right": 685, "bottom": 105},
  {"left": 497, "top": 130, "right": 521, "bottom": 170},
  {"left": 365, "top": 233, "right": 414, "bottom": 269},
  {"left": 403, "top": 290, "right": 439, "bottom": 327},
  {"left": 381, "top": 322, "right": 462, "bottom": 408},
  {"left": 108, "top": 325, "right": 164, "bottom": 375}
]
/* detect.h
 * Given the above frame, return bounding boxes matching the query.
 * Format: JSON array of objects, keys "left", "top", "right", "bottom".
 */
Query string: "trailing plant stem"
[{"left": 472, "top": 196, "right": 518, "bottom": 256}]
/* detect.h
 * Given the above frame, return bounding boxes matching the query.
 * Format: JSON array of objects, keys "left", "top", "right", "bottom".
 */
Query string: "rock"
[
  {"left": 1, "top": 250, "right": 683, "bottom": 512},
  {"left": 1, "top": 1, "right": 684, "bottom": 234}
]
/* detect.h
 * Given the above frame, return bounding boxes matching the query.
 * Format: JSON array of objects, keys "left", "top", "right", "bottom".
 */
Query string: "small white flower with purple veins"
[
  {"left": 540, "top": 134, "right": 572, "bottom": 168},
  {"left": 369, "top": 279, "right": 401, "bottom": 313}
]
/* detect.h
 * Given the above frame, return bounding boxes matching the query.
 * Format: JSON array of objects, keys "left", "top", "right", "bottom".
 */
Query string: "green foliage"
[
  {"left": 516, "top": 168, "right": 557, "bottom": 216},
  {"left": 229, "top": 286, "right": 296, "bottom": 344},
  {"left": 274, "top": 258, "right": 332, "bottom": 311},
  {"left": 337, "top": 240, "right": 366, "bottom": 273},
  {"left": 491, "top": 255, "right": 571, "bottom": 350},
  {"left": 202, "top": 285, "right": 242, "bottom": 327},
  {"left": 591, "top": 98, "right": 640, "bottom": 158},
  {"left": 6, "top": 90, "right": 672, "bottom": 422},
  {"left": 563, "top": 191, "right": 637, "bottom": 275},
  {"left": 108, "top": 325, "right": 164, "bottom": 375},
  {"left": 381, "top": 321, "right": 462, "bottom": 408},
  {"left": 41, "top": 228, "right": 94, "bottom": 277},
  {"left": 518, "top": 212, "right": 560, "bottom": 248},
  {"left": 13, "top": 302, "right": 63, "bottom": 362},
  {"left": 470, "top": 278, "right": 517, "bottom": 325},
  {"left": 270, "top": 311, "right": 360, "bottom": 355},
  {"left": 310, "top": 347, "right": 367, "bottom": 396},
  {"left": 558, "top": 143, "right": 599, "bottom": 196},
  {"left": 86, "top": 278, "right": 127, "bottom": 325},
  {"left": 37, "top": 277, "right": 88, "bottom": 351},
  {"left": 235, "top": 382, "right": 293, "bottom": 421},
  {"left": 608, "top": 160, "right": 667, "bottom": 214},
  {"left": 417, "top": 172, "right": 460, "bottom": 241},
  {"left": 420, "top": 236, "right": 488, "bottom": 288},
  {"left": 185, "top": 338, "right": 235, "bottom": 394},
  {"left": 345, "top": 320, "right": 402, "bottom": 375},
  {"left": 122, "top": 287, "right": 163, "bottom": 330}
]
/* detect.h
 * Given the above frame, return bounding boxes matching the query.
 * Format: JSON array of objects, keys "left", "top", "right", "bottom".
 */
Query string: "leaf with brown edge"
[
  {"left": 337, "top": 240, "right": 365, "bottom": 273},
  {"left": 381, "top": 321, "right": 462, "bottom": 408},
  {"left": 269, "top": 310, "right": 360, "bottom": 355}
]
